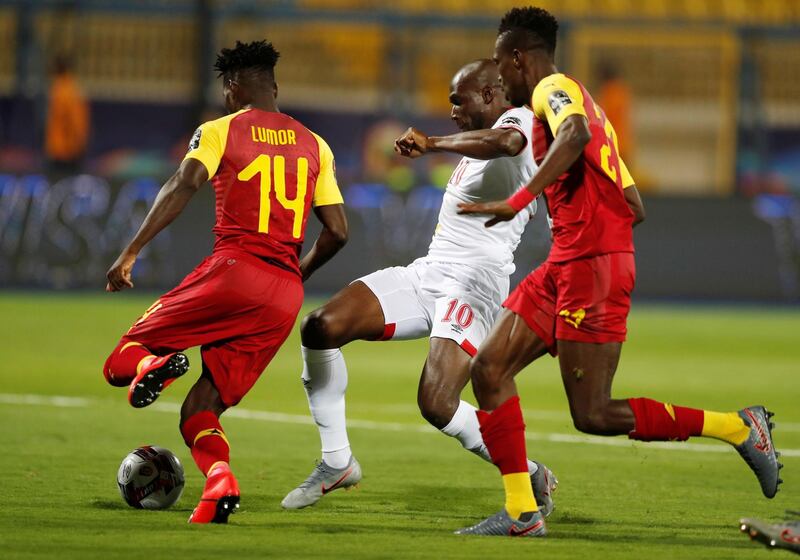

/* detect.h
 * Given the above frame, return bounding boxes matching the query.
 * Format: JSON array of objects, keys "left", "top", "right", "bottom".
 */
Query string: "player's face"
[
  {"left": 494, "top": 35, "right": 529, "bottom": 107},
  {"left": 449, "top": 81, "right": 486, "bottom": 131}
]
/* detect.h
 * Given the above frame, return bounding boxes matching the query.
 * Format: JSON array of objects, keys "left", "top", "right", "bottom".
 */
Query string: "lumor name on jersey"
[{"left": 250, "top": 126, "right": 297, "bottom": 146}]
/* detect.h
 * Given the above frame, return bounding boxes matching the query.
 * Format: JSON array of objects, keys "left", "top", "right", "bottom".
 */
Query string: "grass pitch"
[{"left": 1, "top": 292, "right": 798, "bottom": 559}]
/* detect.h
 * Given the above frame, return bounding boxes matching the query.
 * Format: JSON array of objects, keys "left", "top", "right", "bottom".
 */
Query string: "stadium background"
[
  {"left": 2, "top": 0, "right": 800, "bottom": 301},
  {"left": 1, "top": 2, "right": 800, "bottom": 558}
]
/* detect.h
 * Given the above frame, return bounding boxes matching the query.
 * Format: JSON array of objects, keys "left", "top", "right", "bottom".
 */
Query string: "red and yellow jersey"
[
  {"left": 183, "top": 108, "right": 343, "bottom": 275},
  {"left": 531, "top": 73, "right": 634, "bottom": 263}
]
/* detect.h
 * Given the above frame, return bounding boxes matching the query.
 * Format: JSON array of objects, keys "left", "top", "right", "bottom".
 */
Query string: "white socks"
[
  {"left": 441, "top": 400, "right": 492, "bottom": 461},
  {"left": 441, "top": 400, "right": 538, "bottom": 475},
  {"left": 302, "top": 348, "right": 539, "bottom": 475},
  {"left": 301, "top": 346, "right": 352, "bottom": 469}
]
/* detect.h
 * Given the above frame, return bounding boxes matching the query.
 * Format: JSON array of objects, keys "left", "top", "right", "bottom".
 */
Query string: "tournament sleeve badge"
[
  {"left": 547, "top": 90, "right": 573, "bottom": 115},
  {"left": 189, "top": 128, "right": 202, "bottom": 151}
]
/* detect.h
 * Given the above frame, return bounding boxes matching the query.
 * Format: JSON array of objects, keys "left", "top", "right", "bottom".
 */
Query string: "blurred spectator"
[
  {"left": 45, "top": 55, "right": 90, "bottom": 179},
  {"left": 362, "top": 119, "right": 414, "bottom": 193},
  {"left": 597, "top": 63, "right": 633, "bottom": 166}
]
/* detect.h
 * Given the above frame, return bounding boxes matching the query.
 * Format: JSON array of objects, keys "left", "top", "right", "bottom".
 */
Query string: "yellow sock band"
[
  {"left": 121, "top": 341, "right": 143, "bottom": 353},
  {"left": 502, "top": 472, "right": 538, "bottom": 519},
  {"left": 135, "top": 355, "right": 155, "bottom": 375},
  {"left": 702, "top": 411, "right": 749, "bottom": 445},
  {"left": 194, "top": 428, "right": 230, "bottom": 447},
  {"left": 207, "top": 461, "right": 228, "bottom": 475}
]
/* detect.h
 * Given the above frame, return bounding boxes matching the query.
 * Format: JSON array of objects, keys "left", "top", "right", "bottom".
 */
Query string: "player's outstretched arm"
[
  {"left": 105, "top": 159, "right": 208, "bottom": 292},
  {"left": 394, "top": 126, "right": 525, "bottom": 160},
  {"left": 299, "top": 204, "right": 348, "bottom": 282},
  {"left": 457, "top": 114, "right": 590, "bottom": 227},
  {"left": 624, "top": 184, "right": 646, "bottom": 227}
]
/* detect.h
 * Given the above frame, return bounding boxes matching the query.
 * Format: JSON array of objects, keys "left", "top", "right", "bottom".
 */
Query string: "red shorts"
[
  {"left": 122, "top": 250, "right": 303, "bottom": 406},
  {"left": 504, "top": 252, "right": 635, "bottom": 355}
]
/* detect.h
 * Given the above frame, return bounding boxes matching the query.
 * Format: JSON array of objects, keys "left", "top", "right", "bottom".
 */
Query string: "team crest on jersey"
[
  {"left": 188, "top": 128, "right": 202, "bottom": 151},
  {"left": 548, "top": 90, "right": 573, "bottom": 115},
  {"left": 501, "top": 116, "right": 522, "bottom": 127},
  {"left": 559, "top": 308, "right": 585, "bottom": 329}
]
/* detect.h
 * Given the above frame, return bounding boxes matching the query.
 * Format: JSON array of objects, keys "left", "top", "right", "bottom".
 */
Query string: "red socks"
[
  {"left": 628, "top": 397, "right": 704, "bottom": 442},
  {"left": 476, "top": 396, "right": 529, "bottom": 475},
  {"left": 103, "top": 340, "right": 153, "bottom": 387},
  {"left": 181, "top": 411, "right": 230, "bottom": 476}
]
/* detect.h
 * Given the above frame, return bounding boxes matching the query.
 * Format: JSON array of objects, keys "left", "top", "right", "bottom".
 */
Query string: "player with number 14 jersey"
[{"left": 102, "top": 40, "right": 348, "bottom": 525}]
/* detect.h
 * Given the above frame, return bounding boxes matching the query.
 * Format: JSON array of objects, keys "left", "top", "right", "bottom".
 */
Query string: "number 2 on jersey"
[
  {"left": 237, "top": 154, "right": 308, "bottom": 239},
  {"left": 594, "top": 104, "right": 620, "bottom": 184}
]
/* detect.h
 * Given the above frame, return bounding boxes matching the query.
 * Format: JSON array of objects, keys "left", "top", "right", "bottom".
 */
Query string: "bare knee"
[
  {"left": 301, "top": 308, "right": 347, "bottom": 349},
  {"left": 418, "top": 388, "right": 459, "bottom": 430}
]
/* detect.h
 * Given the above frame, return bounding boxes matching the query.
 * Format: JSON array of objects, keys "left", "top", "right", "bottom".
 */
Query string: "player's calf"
[
  {"left": 570, "top": 401, "right": 634, "bottom": 436},
  {"left": 182, "top": 410, "right": 240, "bottom": 523},
  {"left": 418, "top": 387, "right": 460, "bottom": 430},
  {"left": 627, "top": 398, "right": 782, "bottom": 497},
  {"left": 469, "top": 353, "right": 518, "bottom": 411}
]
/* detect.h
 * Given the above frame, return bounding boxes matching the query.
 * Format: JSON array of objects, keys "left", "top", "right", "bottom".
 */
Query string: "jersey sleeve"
[
  {"left": 493, "top": 107, "right": 532, "bottom": 154},
  {"left": 531, "top": 74, "right": 587, "bottom": 137},
  {"left": 619, "top": 156, "right": 635, "bottom": 188},
  {"left": 311, "top": 133, "right": 344, "bottom": 206},
  {"left": 183, "top": 120, "right": 224, "bottom": 178}
]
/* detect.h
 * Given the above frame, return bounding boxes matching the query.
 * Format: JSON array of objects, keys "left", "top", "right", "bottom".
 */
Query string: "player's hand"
[
  {"left": 457, "top": 200, "right": 517, "bottom": 228},
  {"left": 106, "top": 250, "right": 137, "bottom": 292},
  {"left": 394, "top": 127, "right": 429, "bottom": 158}
]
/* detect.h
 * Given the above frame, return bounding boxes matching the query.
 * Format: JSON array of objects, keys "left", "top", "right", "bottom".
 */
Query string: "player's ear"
[
  {"left": 512, "top": 49, "right": 523, "bottom": 70},
  {"left": 481, "top": 85, "right": 494, "bottom": 105},
  {"left": 273, "top": 82, "right": 278, "bottom": 101}
]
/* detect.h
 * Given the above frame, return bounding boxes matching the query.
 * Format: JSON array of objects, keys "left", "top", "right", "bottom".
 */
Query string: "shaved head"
[
  {"left": 448, "top": 59, "right": 506, "bottom": 131},
  {"left": 452, "top": 59, "right": 501, "bottom": 91}
]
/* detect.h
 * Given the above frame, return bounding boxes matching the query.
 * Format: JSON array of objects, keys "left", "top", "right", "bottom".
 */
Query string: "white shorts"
[{"left": 357, "top": 258, "right": 509, "bottom": 356}]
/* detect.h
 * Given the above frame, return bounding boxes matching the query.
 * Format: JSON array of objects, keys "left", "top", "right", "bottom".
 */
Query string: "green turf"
[{"left": 1, "top": 292, "right": 798, "bottom": 559}]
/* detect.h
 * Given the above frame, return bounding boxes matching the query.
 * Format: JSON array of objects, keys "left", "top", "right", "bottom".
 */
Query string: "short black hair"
[
  {"left": 498, "top": 6, "right": 559, "bottom": 55},
  {"left": 214, "top": 40, "right": 280, "bottom": 81}
]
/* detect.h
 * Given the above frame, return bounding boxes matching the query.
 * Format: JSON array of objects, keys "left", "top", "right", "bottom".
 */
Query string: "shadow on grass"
[
  {"left": 91, "top": 499, "right": 128, "bottom": 510},
  {"left": 90, "top": 498, "right": 192, "bottom": 513}
]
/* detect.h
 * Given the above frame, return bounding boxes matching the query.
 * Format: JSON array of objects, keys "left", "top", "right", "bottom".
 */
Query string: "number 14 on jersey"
[{"left": 237, "top": 154, "right": 309, "bottom": 239}]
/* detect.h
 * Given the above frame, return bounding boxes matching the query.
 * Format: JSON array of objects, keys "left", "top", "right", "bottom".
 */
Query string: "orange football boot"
[
  {"left": 127, "top": 352, "right": 189, "bottom": 408},
  {"left": 188, "top": 462, "right": 240, "bottom": 524}
]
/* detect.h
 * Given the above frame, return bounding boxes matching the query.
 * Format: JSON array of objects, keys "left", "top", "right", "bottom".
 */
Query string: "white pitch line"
[
  {"left": 0, "top": 393, "right": 90, "bottom": 407},
  {"left": 2, "top": 393, "right": 799, "bottom": 457}
]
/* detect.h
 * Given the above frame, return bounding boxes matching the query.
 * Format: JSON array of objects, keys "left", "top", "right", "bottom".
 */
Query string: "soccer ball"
[{"left": 117, "top": 446, "right": 185, "bottom": 509}]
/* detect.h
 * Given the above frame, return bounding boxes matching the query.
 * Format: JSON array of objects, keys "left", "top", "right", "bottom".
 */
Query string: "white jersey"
[{"left": 425, "top": 107, "right": 538, "bottom": 276}]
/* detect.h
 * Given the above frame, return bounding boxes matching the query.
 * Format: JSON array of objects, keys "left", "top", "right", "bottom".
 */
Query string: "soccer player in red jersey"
[
  {"left": 102, "top": 41, "right": 348, "bottom": 524},
  {"left": 456, "top": 7, "right": 781, "bottom": 537}
]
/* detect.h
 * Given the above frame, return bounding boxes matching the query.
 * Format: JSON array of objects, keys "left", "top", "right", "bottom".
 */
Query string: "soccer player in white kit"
[{"left": 282, "top": 60, "right": 557, "bottom": 511}]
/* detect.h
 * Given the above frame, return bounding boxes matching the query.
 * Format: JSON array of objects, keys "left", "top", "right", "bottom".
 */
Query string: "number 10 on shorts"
[{"left": 442, "top": 299, "right": 474, "bottom": 328}]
